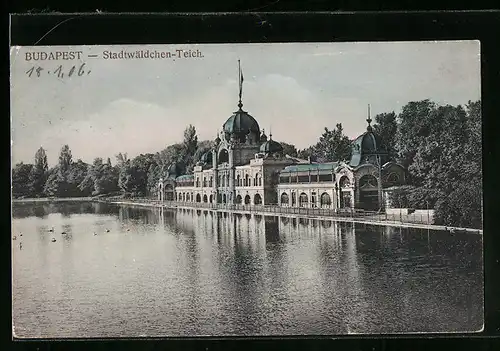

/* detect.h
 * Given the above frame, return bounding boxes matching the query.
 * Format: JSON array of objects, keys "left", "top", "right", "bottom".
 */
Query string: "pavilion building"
[{"left": 159, "top": 64, "right": 406, "bottom": 211}]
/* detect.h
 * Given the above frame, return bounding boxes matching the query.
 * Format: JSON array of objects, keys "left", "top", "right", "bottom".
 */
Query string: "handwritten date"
[{"left": 26, "top": 63, "right": 91, "bottom": 78}]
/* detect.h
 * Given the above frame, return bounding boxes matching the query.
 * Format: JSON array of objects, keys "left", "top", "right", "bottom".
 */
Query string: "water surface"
[{"left": 12, "top": 202, "right": 483, "bottom": 337}]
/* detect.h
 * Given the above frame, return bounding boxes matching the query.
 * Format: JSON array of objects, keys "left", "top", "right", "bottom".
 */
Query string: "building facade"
[{"left": 160, "top": 68, "right": 406, "bottom": 211}]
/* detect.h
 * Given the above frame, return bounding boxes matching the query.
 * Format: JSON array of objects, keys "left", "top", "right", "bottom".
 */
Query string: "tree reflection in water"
[{"left": 12, "top": 202, "right": 483, "bottom": 336}]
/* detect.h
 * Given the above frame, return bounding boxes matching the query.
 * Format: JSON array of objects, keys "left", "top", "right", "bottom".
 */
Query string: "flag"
[{"left": 238, "top": 60, "right": 244, "bottom": 100}]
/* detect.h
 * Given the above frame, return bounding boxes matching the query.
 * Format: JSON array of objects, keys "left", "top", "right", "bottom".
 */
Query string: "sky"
[{"left": 10, "top": 41, "right": 480, "bottom": 167}]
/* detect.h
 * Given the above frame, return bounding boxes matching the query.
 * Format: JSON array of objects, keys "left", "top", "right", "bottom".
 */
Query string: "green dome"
[
  {"left": 349, "top": 130, "right": 387, "bottom": 167},
  {"left": 260, "top": 137, "right": 283, "bottom": 154},
  {"left": 200, "top": 151, "right": 213, "bottom": 164},
  {"left": 223, "top": 109, "right": 260, "bottom": 135}
]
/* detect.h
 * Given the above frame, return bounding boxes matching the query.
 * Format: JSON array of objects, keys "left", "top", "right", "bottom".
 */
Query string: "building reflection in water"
[{"left": 12, "top": 200, "right": 484, "bottom": 335}]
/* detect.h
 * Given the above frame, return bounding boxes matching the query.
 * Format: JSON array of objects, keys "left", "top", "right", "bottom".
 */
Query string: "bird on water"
[
  {"left": 48, "top": 227, "right": 54, "bottom": 232},
  {"left": 51, "top": 238, "right": 56, "bottom": 242}
]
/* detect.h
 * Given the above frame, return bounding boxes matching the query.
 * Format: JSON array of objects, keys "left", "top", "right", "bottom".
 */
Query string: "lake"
[{"left": 11, "top": 201, "right": 483, "bottom": 338}]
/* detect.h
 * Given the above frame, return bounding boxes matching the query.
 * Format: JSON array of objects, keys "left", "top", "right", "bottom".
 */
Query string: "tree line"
[{"left": 11, "top": 99, "right": 482, "bottom": 228}]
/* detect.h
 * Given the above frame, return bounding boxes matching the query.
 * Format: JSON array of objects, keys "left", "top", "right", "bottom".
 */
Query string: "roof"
[
  {"left": 349, "top": 130, "right": 387, "bottom": 167},
  {"left": 223, "top": 108, "right": 260, "bottom": 135},
  {"left": 260, "top": 138, "right": 283, "bottom": 153},
  {"left": 280, "top": 162, "right": 339, "bottom": 173},
  {"left": 176, "top": 174, "right": 194, "bottom": 181},
  {"left": 200, "top": 151, "right": 213, "bottom": 163}
]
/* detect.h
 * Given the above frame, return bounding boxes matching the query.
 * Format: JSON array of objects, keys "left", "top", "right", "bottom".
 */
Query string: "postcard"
[{"left": 10, "top": 42, "right": 483, "bottom": 338}]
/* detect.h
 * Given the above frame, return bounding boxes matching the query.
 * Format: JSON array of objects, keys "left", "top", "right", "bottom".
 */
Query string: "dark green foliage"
[
  {"left": 11, "top": 99, "right": 482, "bottom": 229},
  {"left": 311, "top": 124, "right": 352, "bottom": 162},
  {"left": 12, "top": 162, "right": 34, "bottom": 198},
  {"left": 372, "top": 112, "right": 397, "bottom": 160},
  {"left": 280, "top": 142, "right": 298, "bottom": 158},
  {"left": 29, "top": 147, "right": 48, "bottom": 197}
]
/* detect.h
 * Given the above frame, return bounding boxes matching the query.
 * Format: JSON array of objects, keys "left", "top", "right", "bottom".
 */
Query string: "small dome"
[
  {"left": 260, "top": 130, "right": 268, "bottom": 142},
  {"left": 223, "top": 109, "right": 260, "bottom": 136},
  {"left": 167, "top": 163, "right": 177, "bottom": 176},
  {"left": 200, "top": 151, "right": 213, "bottom": 164},
  {"left": 260, "top": 137, "right": 283, "bottom": 154},
  {"left": 349, "top": 130, "right": 387, "bottom": 167}
]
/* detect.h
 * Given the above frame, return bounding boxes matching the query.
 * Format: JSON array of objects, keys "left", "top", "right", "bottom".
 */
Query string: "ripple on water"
[{"left": 11, "top": 204, "right": 484, "bottom": 337}]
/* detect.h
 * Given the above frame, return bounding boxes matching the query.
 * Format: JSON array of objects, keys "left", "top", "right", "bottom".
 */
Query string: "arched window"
[
  {"left": 340, "top": 176, "right": 351, "bottom": 188},
  {"left": 244, "top": 195, "right": 251, "bottom": 204},
  {"left": 226, "top": 174, "right": 230, "bottom": 187},
  {"left": 209, "top": 176, "right": 213, "bottom": 187},
  {"left": 236, "top": 174, "right": 241, "bottom": 187},
  {"left": 245, "top": 174, "right": 249, "bottom": 187},
  {"left": 218, "top": 149, "right": 229, "bottom": 164},
  {"left": 280, "top": 193, "right": 289, "bottom": 206},
  {"left": 387, "top": 172, "right": 400, "bottom": 183},
  {"left": 359, "top": 175, "right": 378, "bottom": 189},
  {"left": 203, "top": 177, "right": 207, "bottom": 187},
  {"left": 186, "top": 193, "right": 191, "bottom": 202},
  {"left": 258, "top": 175, "right": 262, "bottom": 186},
  {"left": 320, "top": 192, "right": 331, "bottom": 207},
  {"left": 196, "top": 194, "right": 201, "bottom": 202},
  {"left": 222, "top": 194, "right": 227, "bottom": 203},
  {"left": 196, "top": 178, "right": 200, "bottom": 187},
  {"left": 254, "top": 176, "right": 257, "bottom": 186},
  {"left": 209, "top": 194, "right": 213, "bottom": 203},
  {"left": 299, "top": 192, "right": 308, "bottom": 207},
  {"left": 254, "top": 193, "right": 262, "bottom": 205},
  {"left": 218, "top": 175, "right": 222, "bottom": 187},
  {"left": 235, "top": 195, "right": 242, "bottom": 204},
  {"left": 203, "top": 194, "right": 208, "bottom": 202}
]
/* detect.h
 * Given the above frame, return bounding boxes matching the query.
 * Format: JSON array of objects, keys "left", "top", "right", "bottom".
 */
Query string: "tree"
[
  {"left": 312, "top": 123, "right": 352, "bottom": 162},
  {"left": 183, "top": 124, "right": 198, "bottom": 157},
  {"left": 395, "top": 100, "right": 437, "bottom": 170},
  {"left": 372, "top": 111, "right": 398, "bottom": 160},
  {"left": 280, "top": 142, "right": 298, "bottom": 157},
  {"left": 67, "top": 159, "right": 91, "bottom": 196},
  {"left": 58, "top": 144, "right": 73, "bottom": 175},
  {"left": 43, "top": 145, "right": 74, "bottom": 197},
  {"left": 28, "top": 147, "right": 48, "bottom": 197},
  {"left": 297, "top": 146, "right": 315, "bottom": 161},
  {"left": 12, "top": 162, "right": 34, "bottom": 198}
]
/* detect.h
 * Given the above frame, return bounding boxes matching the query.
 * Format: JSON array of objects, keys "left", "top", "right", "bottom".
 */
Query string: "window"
[
  {"left": 281, "top": 193, "right": 289, "bottom": 205},
  {"left": 298, "top": 175, "right": 309, "bottom": 183},
  {"left": 319, "top": 174, "right": 333, "bottom": 182},
  {"left": 279, "top": 176, "right": 290, "bottom": 184},
  {"left": 310, "top": 174, "right": 318, "bottom": 182}
]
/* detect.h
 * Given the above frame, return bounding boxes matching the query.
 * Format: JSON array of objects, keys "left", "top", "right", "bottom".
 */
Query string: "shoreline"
[
  {"left": 98, "top": 199, "right": 483, "bottom": 235},
  {"left": 11, "top": 197, "right": 482, "bottom": 234},
  {"left": 12, "top": 197, "right": 94, "bottom": 203}
]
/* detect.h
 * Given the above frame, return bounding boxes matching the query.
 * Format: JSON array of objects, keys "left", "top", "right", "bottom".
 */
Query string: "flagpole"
[{"left": 238, "top": 59, "right": 243, "bottom": 109}]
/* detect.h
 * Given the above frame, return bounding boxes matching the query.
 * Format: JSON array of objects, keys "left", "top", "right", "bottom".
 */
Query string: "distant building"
[{"left": 159, "top": 64, "right": 406, "bottom": 211}]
